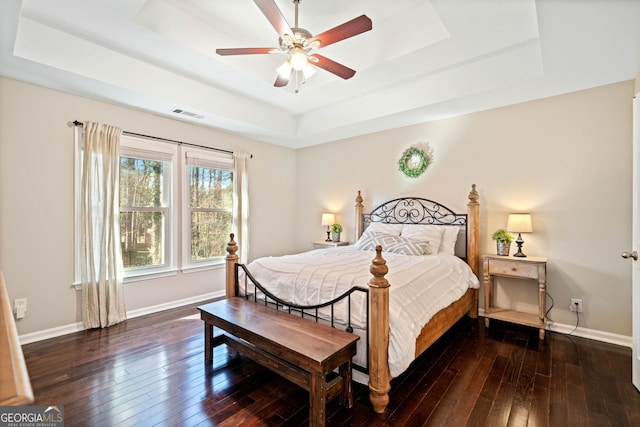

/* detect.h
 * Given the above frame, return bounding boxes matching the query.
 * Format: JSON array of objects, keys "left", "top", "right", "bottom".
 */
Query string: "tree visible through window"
[
  {"left": 119, "top": 156, "right": 168, "bottom": 269},
  {"left": 75, "top": 130, "right": 235, "bottom": 281},
  {"left": 189, "top": 166, "right": 233, "bottom": 261}
]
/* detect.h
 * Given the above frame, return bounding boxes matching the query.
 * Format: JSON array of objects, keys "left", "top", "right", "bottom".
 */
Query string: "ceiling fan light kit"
[
  {"left": 289, "top": 47, "right": 308, "bottom": 70},
  {"left": 216, "top": 0, "right": 372, "bottom": 93}
]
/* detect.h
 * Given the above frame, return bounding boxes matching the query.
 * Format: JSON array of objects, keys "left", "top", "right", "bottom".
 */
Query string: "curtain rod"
[{"left": 72, "top": 121, "right": 252, "bottom": 158}]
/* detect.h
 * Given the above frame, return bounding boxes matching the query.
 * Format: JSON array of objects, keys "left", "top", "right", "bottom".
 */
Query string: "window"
[
  {"left": 75, "top": 130, "right": 234, "bottom": 282},
  {"left": 120, "top": 157, "right": 167, "bottom": 269},
  {"left": 118, "top": 140, "right": 176, "bottom": 273},
  {"left": 117, "top": 136, "right": 178, "bottom": 278},
  {"left": 183, "top": 149, "right": 234, "bottom": 269}
]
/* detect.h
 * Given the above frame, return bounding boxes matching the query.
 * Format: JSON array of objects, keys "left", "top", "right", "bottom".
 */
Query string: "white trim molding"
[
  {"left": 479, "top": 309, "right": 632, "bottom": 348},
  {"left": 21, "top": 302, "right": 632, "bottom": 348},
  {"left": 18, "top": 291, "right": 224, "bottom": 345}
]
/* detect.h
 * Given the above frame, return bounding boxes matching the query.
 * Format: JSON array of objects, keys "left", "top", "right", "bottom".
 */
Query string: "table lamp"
[
  {"left": 321, "top": 213, "right": 335, "bottom": 242},
  {"left": 507, "top": 213, "right": 533, "bottom": 257},
  {"left": 507, "top": 214, "right": 533, "bottom": 257}
]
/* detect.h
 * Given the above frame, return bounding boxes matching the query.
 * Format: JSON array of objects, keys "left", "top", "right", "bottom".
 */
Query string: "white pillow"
[
  {"left": 400, "top": 225, "right": 444, "bottom": 255},
  {"left": 373, "top": 234, "right": 429, "bottom": 256},
  {"left": 439, "top": 225, "right": 461, "bottom": 255},
  {"left": 365, "top": 222, "right": 403, "bottom": 236}
]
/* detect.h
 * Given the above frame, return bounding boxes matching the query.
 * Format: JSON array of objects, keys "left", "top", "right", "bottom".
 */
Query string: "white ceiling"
[{"left": 1, "top": 0, "right": 639, "bottom": 149}]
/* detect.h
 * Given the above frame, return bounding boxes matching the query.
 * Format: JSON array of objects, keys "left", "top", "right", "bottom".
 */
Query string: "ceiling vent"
[{"left": 172, "top": 108, "right": 204, "bottom": 119}]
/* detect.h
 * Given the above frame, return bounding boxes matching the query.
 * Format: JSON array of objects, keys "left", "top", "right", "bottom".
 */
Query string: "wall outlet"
[
  {"left": 14, "top": 298, "right": 27, "bottom": 319},
  {"left": 570, "top": 298, "right": 583, "bottom": 313}
]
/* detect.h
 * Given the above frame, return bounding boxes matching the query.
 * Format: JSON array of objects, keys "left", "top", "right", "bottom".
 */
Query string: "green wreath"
[{"left": 398, "top": 146, "right": 431, "bottom": 178}]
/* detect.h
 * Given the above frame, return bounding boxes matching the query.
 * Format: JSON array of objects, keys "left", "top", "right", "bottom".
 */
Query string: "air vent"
[{"left": 172, "top": 108, "right": 204, "bottom": 120}]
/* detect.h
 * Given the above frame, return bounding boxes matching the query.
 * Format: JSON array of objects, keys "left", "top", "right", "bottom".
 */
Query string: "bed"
[{"left": 223, "top": 185, "right": 480, "bottom": 414}]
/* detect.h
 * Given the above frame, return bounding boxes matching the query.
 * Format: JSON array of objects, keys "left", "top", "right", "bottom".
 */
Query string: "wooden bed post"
[
  {"left": 355, "top": 190, "right": 364, "bottom": 239},
  {"left": 368, "top": 245, "right": 391, "bottom": 414},
  {"left": 226, "top": 234, "right": 239, "bottom": 298},
  {"left": 467, "top": 184, "right": 480, "bottom": 318}
]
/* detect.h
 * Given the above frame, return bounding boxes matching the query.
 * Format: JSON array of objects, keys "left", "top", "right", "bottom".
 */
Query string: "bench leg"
[
  {"left": 309, "top": 373, "right": 326, "bottom": 427},
  {"left": 339, "top": 360, "right": 353, "bottom": 408},
  {"left": 204, "top": 322, "right": 213, "bottom": 362}
]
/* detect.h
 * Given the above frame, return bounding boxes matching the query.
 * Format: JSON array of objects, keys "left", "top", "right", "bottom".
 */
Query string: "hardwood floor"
[{"left": 22, "top": 301, "right": 640, "bottom": 426}]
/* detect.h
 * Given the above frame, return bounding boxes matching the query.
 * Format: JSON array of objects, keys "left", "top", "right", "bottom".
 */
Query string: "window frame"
[
  {"left": 74, "top": 129, "right": 234, "bottom": 285},
  {"left": 181, "top": 147, "right": 234, "bottom": 271},
  {"left": 118, "top": 136, "right": 179, "bottom": 279}
]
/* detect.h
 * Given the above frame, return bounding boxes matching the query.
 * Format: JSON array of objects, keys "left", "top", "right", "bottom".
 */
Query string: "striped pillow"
[
  {"left": 354, "top": 230, "right": 383, "bottom": 251},
  {"left": 373, "top": 234, "right": 429, "bottom": 256}
]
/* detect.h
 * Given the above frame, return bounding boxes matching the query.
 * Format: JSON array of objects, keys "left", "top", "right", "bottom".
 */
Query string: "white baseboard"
[
  {"left": 19, "top": 322, "right": 86, "bottom": 345},
  {"left": 21, "top": 299, "right": 632, "bottom": 349},
  {"left": 478, "top": 308, "right": 632, "bottom": 348},
  {"left": 125, "top": 291, "right": 224, "bottom": 320},
  {"left": 19, "top": 291, "right": 224, "bottom": 345}
]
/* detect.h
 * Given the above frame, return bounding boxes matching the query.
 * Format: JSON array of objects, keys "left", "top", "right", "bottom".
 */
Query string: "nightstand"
[
  {"left": 312, "top": 240, "right": 349, "bottom": 249},
  {"left": 482, "top": 254, "right": 548, "bottom": 339}
]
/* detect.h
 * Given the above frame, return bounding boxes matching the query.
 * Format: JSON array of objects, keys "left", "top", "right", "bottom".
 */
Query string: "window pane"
[
  {"left": 120, "top": 157, "right": 165, "bottom": 208},
  {"left": 189, "top": 167, "right": 233, "bottom": 209},
  {"left": 120, "top": 211, "right": 164, "bottom": 268},
  {"left": 191, "top": 211, "right": 232, "bottom": 260},
  {"left": 189, "top": 165, "right": 233, "bottom": 262}
]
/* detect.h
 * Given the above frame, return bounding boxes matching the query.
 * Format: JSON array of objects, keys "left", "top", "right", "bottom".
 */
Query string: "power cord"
[
  {"left": 546, "top": 292, "right": 580, "bottom": 335},
  {"left": 545, "top": 291, "right": 555, "bottom": 329},
  {"left": 568, "top": 301, "right": 580, "bottom": 335}
]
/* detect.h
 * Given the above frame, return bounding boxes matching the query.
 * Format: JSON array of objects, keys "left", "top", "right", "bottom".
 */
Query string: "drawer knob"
[{"left": 511, "top": 267, "right": 517, "bottom": 271}]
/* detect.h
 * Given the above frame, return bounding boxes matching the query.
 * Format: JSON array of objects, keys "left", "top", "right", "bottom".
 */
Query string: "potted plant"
[
  {"left": 491, "top": 228, "right": 513, "bottom": 256},
  {"left": 330, "top": 224, "right": 343, "bottom": 242}
]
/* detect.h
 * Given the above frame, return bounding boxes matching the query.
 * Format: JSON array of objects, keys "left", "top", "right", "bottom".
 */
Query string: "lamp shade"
[
  {"left": 321, "top": 213, "right": 335, "bottom": 226},
  {"left": 507, "top": 213, "right": 533, "bottom": 233}
]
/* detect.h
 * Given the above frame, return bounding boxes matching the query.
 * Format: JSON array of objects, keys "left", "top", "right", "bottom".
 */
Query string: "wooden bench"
[{"left": 198, "top": 297, "right": 359, "bottom": 426}]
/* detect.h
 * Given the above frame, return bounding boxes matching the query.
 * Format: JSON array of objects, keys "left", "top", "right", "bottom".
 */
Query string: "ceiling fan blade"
[
  {"left": 309, "top": 15, "right": 372, "bottom": 48},
  {"left": 274, "top": 72, "right": 290, "bottom": 87},
  {"left": 216, "top": 48, "right": 274, "bottom": 55},
  {"left": 311, "top": 54, "right": 356, "bottom": 80},
  {"left": 254, "top": 0, "right": 294, "bottom": 39}
]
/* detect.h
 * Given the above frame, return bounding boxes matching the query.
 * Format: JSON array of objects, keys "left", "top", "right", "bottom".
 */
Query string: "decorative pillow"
[
  {"left": 400, "top": 224, "right": 444, "bottom": 255},
  {"left": 365, "top": 222, "right": 403, "bottom": 236},
  {"left": 354, "top": 229, "right": 383, "bottom": 251},
  {"left": 373, "top": 234, "right": 429, "bottom": 256},
  {"left": 439, "top": 225, "right": 461, "bottom": 255}
]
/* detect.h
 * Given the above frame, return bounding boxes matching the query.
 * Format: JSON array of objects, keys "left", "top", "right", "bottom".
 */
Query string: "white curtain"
[
  {"left": 233, "top": 152, "right": 250, "bottom": 263},
  {"left": 80, "top": 121, "right": 126, "bottom": 328}
]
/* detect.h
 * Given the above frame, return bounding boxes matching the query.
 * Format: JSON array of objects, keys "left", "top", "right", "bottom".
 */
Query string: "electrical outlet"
[
  {"left": 570, "top": 298, "right": 583, "bottom": 313},
  {"left": 14, "top": 298, "right": 27, "bottom": 319}
]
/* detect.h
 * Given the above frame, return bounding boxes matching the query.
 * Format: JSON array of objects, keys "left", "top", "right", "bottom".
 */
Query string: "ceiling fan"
[{"left": 216, "top": 0, "right": 372, "bottom": 92}]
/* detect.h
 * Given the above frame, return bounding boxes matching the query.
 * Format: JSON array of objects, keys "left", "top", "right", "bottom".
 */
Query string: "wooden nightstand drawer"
[{"left": 488, "top": 259, "right": 538, "bottom": 279}]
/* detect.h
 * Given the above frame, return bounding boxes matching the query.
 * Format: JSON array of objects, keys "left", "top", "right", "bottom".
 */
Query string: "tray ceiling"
[{"left": 1, "top": 0, "right": 639, "bottom": 148}]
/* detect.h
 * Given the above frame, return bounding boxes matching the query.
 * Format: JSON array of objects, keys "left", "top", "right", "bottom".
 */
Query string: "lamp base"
[
  {"left": 513, "top": 234, "right": 526, "bottom": 257},
  {"left": 325, "top": 229, "right": 331, "bottom": 242}
]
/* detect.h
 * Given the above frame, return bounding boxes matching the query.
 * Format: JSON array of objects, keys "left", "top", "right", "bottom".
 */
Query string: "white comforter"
[{"left": 243, "top": 246, "right": 479, "bottom": 378}]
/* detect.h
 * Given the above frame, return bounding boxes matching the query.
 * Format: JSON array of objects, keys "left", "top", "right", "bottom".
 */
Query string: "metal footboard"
[{"left": 235, "top": 263, "right": 370, "bottom": 374}]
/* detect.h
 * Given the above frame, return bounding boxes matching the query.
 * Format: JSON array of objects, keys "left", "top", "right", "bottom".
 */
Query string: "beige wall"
[
  {"left": 0, "top": 77, "right": 297, "bottom": 336},
  {"left": 296, "top": 80, "right": 634, "bottom": 337},
  {"left": 1, "top": 76, "right": 634, "bottom": 340}
]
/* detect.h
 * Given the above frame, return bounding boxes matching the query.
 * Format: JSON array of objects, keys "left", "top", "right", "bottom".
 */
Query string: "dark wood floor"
[{"left": 22, "top": 301, "right": 640, "bottom": 426}]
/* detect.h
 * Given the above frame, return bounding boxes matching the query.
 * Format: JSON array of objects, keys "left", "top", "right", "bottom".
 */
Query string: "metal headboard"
[{"left": 362, "top": 197, "right": 468, "bottom": 259}]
